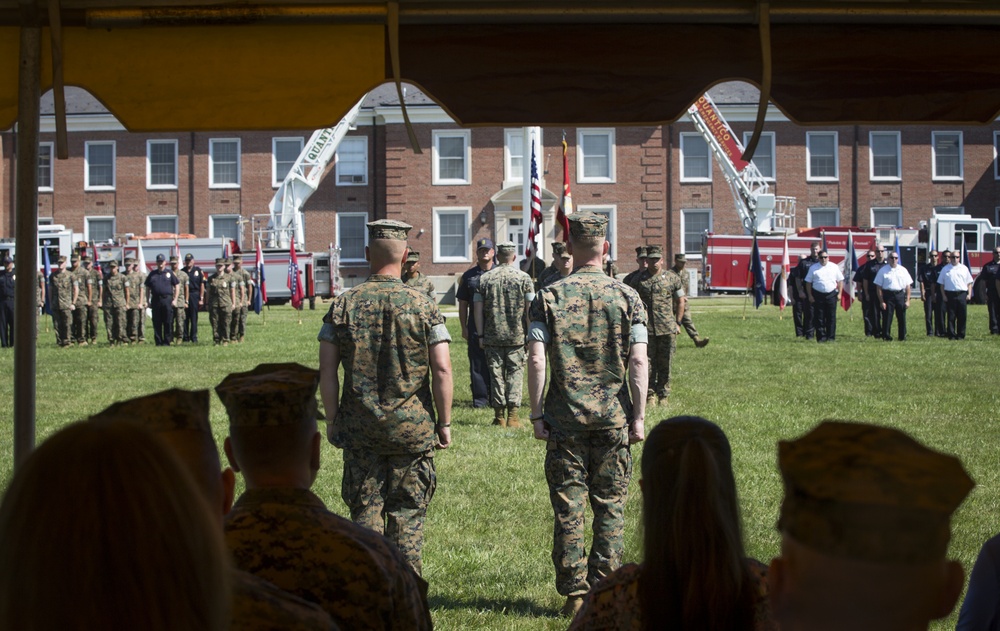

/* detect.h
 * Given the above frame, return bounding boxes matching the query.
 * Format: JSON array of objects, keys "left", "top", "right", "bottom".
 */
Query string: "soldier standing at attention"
[
  {"left": 863, "top": 246, "right": 888, "bottom": 338},
  {"left": 230, "top": 254, "right": 253, "bottom": 343},
  {"left": 124, "top": 258, "right": 144, "bottom": 343},
  {"left": 980, "top": 246, "right": 1000, "bottom": 334},
  {"left": 794, "top": 243, "right": 821, "bottom": 339},
  {"left": 68, "top": 254, "right": 88, "bottom": 345},
  {"left": 473, "top": 241, "right": 535, "bottom": 428},
  {"left": 207, "top": 258, "right": 234, "bottom": 346},
  {"left": 0, "top": 256, "right": 14, "bottom": 348},
  {"left": 170, "top": 256, "right": 189, "bottom": 345},
  {"left": 635, "top": 244, "right": 684, "bottom": 408},
  {"left": 319, "top": 219, "right": 453, "bottom": 575},
  {"left": 49, "top": 255, "right": 75, "bottom": 347},
  {"left": 103, "top": 260, "right": 128, "bottom": 345},
  {"left": 145, "top": 253, "right": 180, "bottom": 347},
  {"left": 527, "top": 212, "right": 649, "bottom": 618},
  {"left": 81, "top": 255, "right": 102, "bottom": 345},
  {"left": 182, "top": 253, "right": 205, "bottom": 343},
  {"left": 918, "top": 250, "right": 940, "bottom": 336},
  {"left": 35, "top": 268, "right": 44, "bottom": 341},
  {"left": 537, "top": 242, "right": 570, "bottom": 289},
  {"left": 457, "top": 237, "right": 495, "bottom": 408},
  {"left": 622, "top": 246, "right": 647, "bottom": 288},
  {"left": 669, "top": 253, "right": 709, "bottom": 348},
  {"left": 402, "top": 251, "right": 436, "bottom": 301}
]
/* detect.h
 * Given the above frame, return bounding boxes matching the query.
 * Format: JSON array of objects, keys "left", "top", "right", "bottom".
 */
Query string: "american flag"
[
  {"left": 556, "top": 136, "right": 573, "bottom": 241},
  {"left": 253, "top": 237, "right": 267, "bottom": 314},
  {"left": 287, "top": 235, "right": 304, "bottom": 310},
  {"left": 525, "top": 142, "right": 543, "bottom": 260}
]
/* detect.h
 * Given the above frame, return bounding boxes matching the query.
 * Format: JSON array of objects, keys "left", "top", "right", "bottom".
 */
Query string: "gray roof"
[
  {"left": 707, "top": 81, "right": 761, "bottom": 104},
  {"left": 40, "top": 86, "right": 110, "bottom": 115}
]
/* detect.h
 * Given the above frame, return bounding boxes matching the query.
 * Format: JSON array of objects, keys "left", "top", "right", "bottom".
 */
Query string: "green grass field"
[{"left": 1, "top": 298, "right": 997, "bottom": 630}]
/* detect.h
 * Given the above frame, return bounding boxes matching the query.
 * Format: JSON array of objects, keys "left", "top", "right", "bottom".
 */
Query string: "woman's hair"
[
  {"left": 0, "top": 420, "right": 231, "bottom": 631},
  {"left": 639, "top": 416, "right": 755, "bottom": 631}
]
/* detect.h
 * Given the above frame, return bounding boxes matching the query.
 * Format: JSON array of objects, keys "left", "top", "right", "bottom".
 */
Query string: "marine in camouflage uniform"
[
  {"left": 537, "top": 242, "right": 570, "bottom": 289},
  {"left": 217, "top": 363, "right": 432, "bottom": 630},
  {"left": 82, "top": 256, "right": 102, "bottom": 344},
  {"left": 49, "top": 256, "right": 75, "bottom": 347},
  {"left": 473, "top": 241, "right": 535, "bottom": 427},
  {"left": 69, "top": 255, "right": 89, "bottom": 344},
  {"left": 36, "top": 270, "right": 45, "bottom": 340},
  {"left": 319, "top": 219, "right": 453, "bottom": 575},
  {"left": 670, "top": 252, "right": 709, "bottom": 348},
  {"left": 621, "top": 245, "right": 648, "bottom": 289},
  {"left": 124, "top": 259, "right": 144, "bottom": 343},
  {"left": 402, "top": 250, "right": 436, "bottom": 301},
  {"left": 526, "top": 212, "right": 649, "bottom": 618},
  {"left": 103, "top": 261, "right": 128, "bottom": 344},
  {"left": 229, "top": 255, "right": 252, "bottom": 342},
  {"left": 170, "top": 257, "right": 189, "bottom": 344},
  {"left": 206, "top": 258, "right": 235, "bottom": 345},
  {"left": 634, "top": 244, "right": 684, "bottom": 406}
]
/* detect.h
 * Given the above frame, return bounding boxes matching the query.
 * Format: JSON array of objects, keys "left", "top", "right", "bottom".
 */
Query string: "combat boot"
[
  {"left": 694, "top": 336, "right": 710, "bottom": 348},
  {"left": 493, "top": 407, "right": 507, "bottom": 427},
  {"left": 506, "top": 405, "right": 521, "bottom": 429},
  {"left": 560, "top": 595, "right": 585, "bottom": 618}
]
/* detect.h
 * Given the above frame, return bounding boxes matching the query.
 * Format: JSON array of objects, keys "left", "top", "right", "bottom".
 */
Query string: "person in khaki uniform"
[
  {"left": 669, "top": 253, "right": 709, "bottom": 348},
  {"left": 217, "top": 363, "right": 432, "bottom": 630},
  {"left": 49, "top": 255, "right": 75, "bottom": 347},
  {"left": 622, "top": 245, "right": 648, "bottom": 289},
  {"left": 124, "top": 258, "right": 144, "bottom": 343},
  {"left": 402, "top": 251, "right": 436, "bottom": 301},
  {"left": 68, "top": 255, "right": 88, "bottom": 345},
  {"left": 473, "top": 241, "right": 535, "bottom": 427},
  {"left": 229, "top": 254, "right": 253, "bottom": 343},
  {"left": 537, "top": 242, "right": 572, "bottom": 289},
  {"left": 81, "top": 256, "right": 102, "bottom": 345},
  {"left": 170, "top": 256, "right": 189, "bottom": 345},
  {"left": 102, "top": 261, "right": 128, "bottom": 345},
  {"left": 208, "top": 257, "right": 236, "bottom": 345},
  {"left": 635, "top": 244, "right": 684, "bottom": 407}
]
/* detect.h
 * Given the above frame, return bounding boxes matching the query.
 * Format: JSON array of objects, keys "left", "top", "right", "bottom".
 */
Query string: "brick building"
[{"left": 4, "top": 81, "right": 1000, "bottom": 291}]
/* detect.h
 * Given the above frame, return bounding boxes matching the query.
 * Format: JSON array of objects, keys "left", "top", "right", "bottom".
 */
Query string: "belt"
[{"left": 884, "top": 289, "right": 903, "bottom": 295}]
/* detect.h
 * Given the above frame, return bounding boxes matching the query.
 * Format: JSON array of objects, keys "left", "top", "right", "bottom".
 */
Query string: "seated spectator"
[
  {"left": 89, "top": 388, "right": 338, "bottom": 631},
  {"left": 217, "top": 362, "right": 432, "bottom": 630},
  {"left": 769, "top": 420, "right": 972, "bottom": 631},
  {"left": 0, "top": 420, "right": 230, "bottom": 631},
  {"left": 569, "top": 416, "right": 776, "bottom": 630},
  {"left": 957, "top": 532, "right": 1000, "bottom": 630}
]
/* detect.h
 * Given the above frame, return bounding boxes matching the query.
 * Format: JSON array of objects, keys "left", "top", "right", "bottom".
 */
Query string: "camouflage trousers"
[
  {"left": 104, "top": 307, "right": 126, "bottom": 343},
  {"left": 53, "top": 308, "right": 71, "bottom": 346},
  {"left": 485, "top": 344, "right": 525, "bottom": 409},
  {"left": 342, "top": 448, "right": 436, "bottom": 575},
  {"left": 209, "top": 305, "right": 232, "bottom": 342},
  {"left": 71, "top": 305, "right": 87, "bottom": 343},
  {"left": 648, "top": 333, "right": 676, "bottom": 398},
  {"left": 680, "top": 310, "right": 700, "bottom": 340},
  {"left": 85, "top": 304, "right": 100, "bottom": 342},
  {"left": 126, "top": 308, "right": 142, "bottom": 342},
  {"left": 544, "top": 426, "right": 631, "bottom": 596},
  {"left": 173, "top": 302, "right": 187, "bottom": 342},
  {"left": 230, "top": 305, "right": 247, "bottom": 340}
]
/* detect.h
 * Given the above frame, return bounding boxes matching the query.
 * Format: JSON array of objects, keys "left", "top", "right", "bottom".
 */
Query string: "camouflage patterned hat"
[
  {"left": 223, "top": 257, "right": 232, "bottom": 265},
  {"left": 496, "top": 241, "right": 517, "bottom": 254},
  {"left": 70, "top": 254, "right": 80, "bottom": 263},
  {"left": 80, "top": 254, "right": 91, "bottom": 261},
  {"left": 124, "top": 257, "right": 135, "bottom": 265},
  {"left": 551, "top": 242, "right": 570, "bottom": 258},
  {"left": 635, "top": 245, "right": 648, "bottom": 258},
  {"left": 232, "top": 254, "right": 242, "bottom": 261},
  {"left": 367, "top": 219, "right": 412, "bottom": 241},
  {"left": 214, "top": 257, "right": 225, "bottom": 265},
  {"left": 568, "top": 212, "right": 607, "bottom": 239},
  {"left": 108, "top": 260, "right": 119, "bottom": 268},
  {"left": 57, "top": 255, "right": 67, "bottom": 264},
  {"left": 216, "top": 362, "right": 320, "bottom": 427},
  {"left": 645, "top": 245, "right": 663, "bottom": 260},
  {"left": 406, "top": 251, "right": 420, "bottom": 263},
  {"left": 169, "top": 256, "right": 179, "bottom": 263},
  {"left": 88, "top": 389, "right": 211, "bottom": 435},
  {"left": 777, "top": 420, "right": 974, "bottom": 564},
  {"left": 674, "top": 253, "right": 686, "bottom": 262}
]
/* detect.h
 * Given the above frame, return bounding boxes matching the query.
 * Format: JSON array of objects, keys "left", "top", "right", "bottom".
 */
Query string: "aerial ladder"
[{"left": 686, "top": 93, "right": 795, "bottom": 234}]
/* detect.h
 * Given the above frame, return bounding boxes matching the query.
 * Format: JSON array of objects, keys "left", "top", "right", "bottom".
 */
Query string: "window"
[
  {"left": 433, "top": 207, "right": 471, "bottom": 263},
  {"left": 807, "top": 132, "right": 839, "bottom": 180},
  {"left": 147, "top": 215, "right": 179, "bottom": 234},
  {"left": 273, "top": 137, "right": 304, "bottom": 186},
  {"left": 432, "top": 130, "right": 471, "bottom": 185},
  {"left": 85, "top": 217, "right": 115, "bottom": 243},
  {"left": 38, "top": 142, "right": 53, "bottom": 191},
  {"left": 680, "top": 134, "right": 711, "bottom": 182},
  {"left": 209, "top": 139, "right": 241, "bottom": 188},
  {"left": 681, "top": 209, "right": 712, "bottom": 256},
  {"left": 85, "top": 141, "right": 115, "bottom": 190},
  {"left": 209, "top": 214, "right": 242, "bottom": 245},
  {"left": 933, "top": 206, "right": 964, "bottom": 216},
  {"left": 742, "top": 131, "right": 775, "bottom": 180},
  {"left": 335, "top": 137, "right": 368, "bottom": 186},
  {"left": 37, "top": 217, "right": 54, "bottom": 226},
  {"left": 146, "top": 140, "right": 178, "bottom": 189},
  {"left": 581, "top": 205, "right": 617, "bottom": 260},
  {"left": 577, "top": 129, "right": 615, "bottom": 183},
  {"left": 869, "top": 132, "right": 901, "bottom": 181},
  {"left": 504, "top": 129, "right": 524, "bottom": 185},
  {"left": 932, "top": 131, "right": 963, "bottom": 180},
  {"left": 337, "top": 213, "right": 368, "bottom": 262},
  {"left": 871, "top": 207, "right": 903, "bottom": 227},
  {"left": 807, "top": 208, "right": 840, "bottom": 227}
]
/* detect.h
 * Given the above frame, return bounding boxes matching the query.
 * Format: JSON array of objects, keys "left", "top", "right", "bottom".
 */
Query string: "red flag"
[
  {"left": 556, "top": 137, "right": 573, "bottom": 241},
  {"left": 525, "top": 143, "right": 544, "bottom": 260},
  {"left": 287, "top": 236, "right": 304, "bottom": 309}
]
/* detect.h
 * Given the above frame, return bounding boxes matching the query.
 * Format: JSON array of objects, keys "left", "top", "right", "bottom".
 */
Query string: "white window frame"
[
  {"left": 85, "top": 141, "right": 116, "bottom": 191},
  {"left": 432, "top": 130, "right": 472, "bottom": 185},
  {"left": 933, "top": 206, "right": 964, "bottom": 216},
  {"left": 579, "top": 204, "right": 618, "bottom": 261},
  {"left": 932, "top": 131, "right": 964, "bottom": 181},
  {"left": 807, "top": 207, "right": 840, "bottom": 228},
  {"left": 576, "top": 128, "right": 616, "bottom": 183},
  {"left": 432, "top": 207, "right": 472, "bottom": 263},
  {"left": 503, "top": 128, "right": 525, "bottom": 187},
  {"left": 869, "top": 131, "right": 902, "bottom": 182},
  {"left": 680, "top": 133, "right": 712, "bottom": 183},
  {"left": 335, "top": 136, "right": 368, "bottom": 186},
  {"left": 336, "top": 212, "right": 369, "bottom": 263},
  {"left": 209, "top": 138, "right": 241, "bottom": 189},
  {"left": 37, "top": 217, "right": 54, "bottom": 226},
  {"left": 146, "top": 215, "right": 179, "bottom": 235},
  {"left": 742, "top": 131, "right": 775, "bottom": 181},
  {"left": 38, "top": 141, "right": 53, "bottom": 191},
  {"left": 84, "top": 216, "right": 116, "bottom": 243},
  {"left": 806, "top": 131, "right": 839, "bottom": 181},
  {"left": 209, "top": 214, "right": 242, "bottom": 245},
  {"left": 146, "top": 139, "right": 178, "bottom": 190},
  {"left": 871, "top": 207, "right": 903, "bottom": 228},
  {"left": 272, "top": 137, "right": 304, "bottom": 187},
  {"left": 680, "top": 209, "right": 713, "bottom": 258},
  {"left": 994, "top": 132, "right": 1000, "bottom": 180}
]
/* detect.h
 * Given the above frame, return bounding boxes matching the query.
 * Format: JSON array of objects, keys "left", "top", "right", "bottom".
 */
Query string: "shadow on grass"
[{"left": 429, "top": 594, "right": 560, "bottom": 618}]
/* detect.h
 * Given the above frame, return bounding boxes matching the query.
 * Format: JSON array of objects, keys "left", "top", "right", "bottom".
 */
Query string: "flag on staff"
[
  {"left": 173, "top": 238, "right": 181, "bottom": 262},
  {"left": 556, "top": 135, "right": 573, "bottom": 241},
  {"left": 842, "top": 232, "right": 858, "bottom": 311},
  {"left": 253, "top": 238, "right": 267, "bottom": 314},
  {"left": 778, "top": 233, "right": 790, "bottom": 310},
  {"left": 222, "top": 238, "right": 231, "bottom": 260},
  {"left": 747, "top": 234, "right": 767, "bottom": 308},
  {"left": 894, "top": 231, "right": 901, "bottom": 261},
  {"left": 287, "top": 236, "right": 304, "bottom": 310},
  {"left": 962, "top": 239, "right": 971, "bottom": 269},
  {"left": 525, "top": 143, "right": 544, "bottom": 261},
  {"left": 136, "top": 239, "right": 147, "bottom": 273},
  {"left": 42, "top": 243, "right": 52, "bottom": 315}
]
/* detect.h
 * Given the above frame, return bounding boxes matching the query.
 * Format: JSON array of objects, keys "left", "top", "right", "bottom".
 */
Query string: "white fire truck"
[{"left": 0, "top": 224, "right": 76, "bottom": 270}]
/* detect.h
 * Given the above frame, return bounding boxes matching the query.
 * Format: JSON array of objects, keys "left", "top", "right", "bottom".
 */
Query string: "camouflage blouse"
[
  {"left": 474, "top": 264, "right": 535, "bottom": 346},
  {"left": 635, "top": 269, "right": 684, "bottom": 336}
]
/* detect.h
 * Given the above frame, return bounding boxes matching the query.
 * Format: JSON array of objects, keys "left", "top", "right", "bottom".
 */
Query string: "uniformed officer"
[
  {"left": 124, "top": 258, "right": 144, "bottom": 343},
  {"left": 319, "top": 219, "right": 453, "bottom": 575},
  {"left": 229, "top": 254, "right": 253, "bottom": 343},
  {"left": 220, "top": 363, "right": 433, "bottom": 629},
  {"left": 621, "top": 245, "right": 648, "bottom": 288},
  {"left": 457, "top": 237, "right": 495, "bottom": 408},
  {"left": 49, "top": 255, "right": 75, "bottom": 347},
  {"left": 182, "top": 253, "right": 205, "bottom": 343},
  {"left": 81, "top": 255, "right": 102, "bottom": 345},
  {"left": 635, "top": 244, "right": 684, "bottom": 407},
  {"left": 933, "top": 249, "right": 951, "bottom": 336},
  {"left": 145, "top": 253, "right": 180, "bottom": 346},
  {"left": 980, "top": 246, "right": 1000, "bottom": 334},
  {"left": 670, "top": 253, "right": 709, "bottom": 348},
  {"left": 402, "top": 251, "right": 436, "bottom": 301},
  {"left": 473, "top": 241, "right": 535, "bottom": 427},
  {"left": 170, "top": 256, "right": 190, "bottom": 344},
  {"left": 35, "top": 268, "right": 45, "bottom": 341},
  {"left": 790, "top": 255, "right": 806, "bottom": 336},
  {"left": 102, "top": 260, "right": 128, "bottom": 345},
  {"left": 770, "top": 420, "right": 973, "bottom": 631},
  {"left": 862, "top": 246, "right": 888, "bottom": 338},
  {"left": 918, "top": 249, "right": 941, "bottom": 336},
  {"left": 539, "top": 242, "right": 573, "bottom": 289},
  {"left": 793, "top": 243, "right": 821, "bottom": 339},
  {"left": 206, "top": 258, "right": 235, "bottom": 346},
  {"left": 0, "top": 256, "right": 14, "bottom": 347},
  {"left": 527, "top": 212, "right": 649, "bottom": 618},
  {"left": 68, "top": 254, "right": 88, "bottom": 345}
]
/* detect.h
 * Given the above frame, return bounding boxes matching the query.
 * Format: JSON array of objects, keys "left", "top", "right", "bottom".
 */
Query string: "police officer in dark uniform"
[
  {"left": 793, "top": 243, "right": 821, "bottom": 339},
  {"left": 934, "top": 249, "right": 950, "bottom": 337},
  {"left": 457, "top": 237, "right": 495, "bottom": 408},
  {"left": 918, "top": 249, "right": 941, "bottom": 336},
  {"left": 182, "top": 253, "right": 205, "bottom": 343},
  {"left": 979, "top": 246, "right": 1000, "bottom": 334},
  {"left": 862, "top": 245, "right": 888, "bottom": 338},
  {"left": 854, "top": 249, "right": 875, "bottom": 336},
  {"left": 144, "top": 253, "right": 180, "bottom": 346},
  {"left": 0, "top": 256, "right": 14, "bottom": 347}
]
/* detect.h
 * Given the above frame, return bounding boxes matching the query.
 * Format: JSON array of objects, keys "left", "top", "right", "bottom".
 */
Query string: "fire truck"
[{"left": 0, "top": 224, "right": 76, "bottom": 269}]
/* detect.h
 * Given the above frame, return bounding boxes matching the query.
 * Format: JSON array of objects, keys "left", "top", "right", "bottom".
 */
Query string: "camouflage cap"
[
  {"left": 645, "top": 245, "right": 663, "bottom": 260},
  {"left": 232, "top": 254, "right": 242, "bottom": 262},
  {"left": 70, "top": 254, "right": 80, "bottom": 262},
  {"left": 124, "top": 257, "right": 135, "bottom": 265},
  {"left": 496, "top": 241, "right": 517, "bottom": 254},
  {"left": 406, "top": 251, "right": 420, "bottom": 263},
  {"left": 778, "top": 420, "right": 974, "bottom": 564},
  {"left": 214, "top": 257, "right": 225, "bottom": 265},
  {"left": 57, "top": 256, "right": 67, "bottom": 264},
  {"left": 367, "top": 219, "right": 412, "bottom": 241},
  {"left": 551, "top": 242, "right": 570, "bottom": 258},
  {"left": 216, "top": 363, "right": 320, "bottom": 427},
  {"left": 568, "top": 212, "right": 607, "bottom": 239},
  {"left": 674, "top": 253, "right": 686, "bottom": 262},
  {"left": 169, "top": 256, "right": 179, "bottom": 263},
  {"left": 80, "top": 254, "right": 91, "bottom": 261},
  {"left": 108, "top": 260, "right": 119, "bottom": 268},
  {"left": 88, "top": 389, "right": 211, "bottom": 435},
  {"left": 635, "top": 245, "right": 648, "bottom": 258},
  {"left": 223, "top": 257, "right": 232, "bottom": 265}
]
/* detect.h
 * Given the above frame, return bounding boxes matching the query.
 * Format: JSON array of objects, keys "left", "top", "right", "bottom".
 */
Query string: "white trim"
[
  {"left": 336, "top": 212, "right": 369, "bottom": 263},
  {"left": 40, "top": 113, "right": 125, "bottom": 133},
  {"left": 994, "top": 131, "right": 1000, "bottom": 180},
  {"left": 84, "top": 216, "right": 116, "bottom": 243},
  {"left": 679, "top": 133, "right": 712, "bottom": 183},
  {"left": 932, "top": 131, "right": 964, "bottom": 181},
  {"left": 335, "top": 136, "right": 369, "bottom": 186},
  {"left": 576, "top": 128, "right": 616, "bottom": 183},
  {"left": 742, "top": 131, "right": 775, "bottom": 181},
  {"left": 578, "top": 204, "right": 618, "bottom": 260},
  {"left": 38, "top": 141, "right": 54, "bottom": 192},
  {"left": 146, "top": 139, "right": 178, "bottom": 190},
  {"left": 272, "top": 136, "right": 305, "bottom": 187},
  {"left": 209, "top": 214, "right": 242, "bottom": 244},
  {"left": 209, "top": 138, "right": 242, "bottom": 189},
  {"left": 807, "top": 207, "right": 840, "bottom": 228},
  {"left": 37, "top": 217, "right": 54, "bottom": 226},
  {"left": 503, "top": 128, "right": 525, "bottom": 188},
  {"left": 432, "top": 207, "right": 472, "bottom": 263},
  {"left": 680, "top": 208, "right": 713, "bottom": 258},
  {"left": 869, "top": 131, "right": 901, "bottom": 182},
  {"left": 871, "top": 207, "right": 903, "bottom": 228},
  {"left": 84, "top": 140, "right": 116, "bottom": 191},
  {"left": 146, "top": 215, "right": 179, "bottom": 235},
  {"left": 432, "top": 130, "right": 471, "bottom": 185},
  {"left": 806, "top": 131, "right": 839, "bottom": 181}
]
